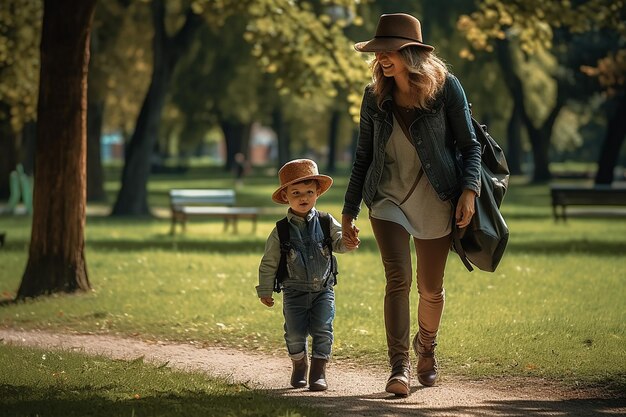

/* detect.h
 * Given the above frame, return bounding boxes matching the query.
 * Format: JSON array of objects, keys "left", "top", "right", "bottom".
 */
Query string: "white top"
[{"left": 370, "top": 116, "right": 452, "bottom": 239}]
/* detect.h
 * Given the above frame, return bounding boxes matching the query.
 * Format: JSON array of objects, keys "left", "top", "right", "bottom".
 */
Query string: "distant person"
[
  {"left": 257, "top": 159, "right": 355, "bottom": 391},
  {"left": 342, "top": 13, "right": 481, "bottom": 396}
]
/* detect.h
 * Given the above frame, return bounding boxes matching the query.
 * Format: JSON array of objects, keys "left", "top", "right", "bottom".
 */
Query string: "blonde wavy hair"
[{"left": 370, "top": 46, "right": 448, "bottom": 110}]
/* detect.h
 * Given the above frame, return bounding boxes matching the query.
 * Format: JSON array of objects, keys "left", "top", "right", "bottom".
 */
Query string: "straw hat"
[
  {"left": 354, "top": 13, "right": 434, "bottom": 53},
  {"left": 272, "top": 159, "right": 333, "bottom": 204}
]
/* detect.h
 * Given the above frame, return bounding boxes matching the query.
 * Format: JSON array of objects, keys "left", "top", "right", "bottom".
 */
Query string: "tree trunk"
[
  {"left": 525, "top": 123, "right": 553, "bottom": 182},
  {"left": 595, "top": 92, "right": 626, "bottom": 185},
  {"left": 85, "top": 2, "right": 132, "bottom": 203},
  {"left": 272, "top": 107, "right": 291, "bottom": 168},
  {"left": 495, "top": 39, "right": 526, "bottom": 178},
  {"left": 326, "top": 110, "right": 340, "bottom": 174},
  {"left": 506, "top": 102, "right": 523, "bottom": 175},
  {"left": 496, "top": 38, "right": 560, "bottom": 182},
  {"left": 20, "top": 121, "right": 37, "bottom": 176},
  {"left": 221, "top": 120, "right": 251, "bottom": 171},
  {"left": 87, "top": 99, "right": 107, "bottom": 201},
  {"left": 110, "top": 0, "right": 202, "bottom": 216},
  {"left": 17, "top": 0, "right": 96, "bottom": 300},
  {"left": 524, "top": 81, "right": 565, "bottom": 183},
  {"left": 0, "top": 101, "right": 17, "bottom": 200}
]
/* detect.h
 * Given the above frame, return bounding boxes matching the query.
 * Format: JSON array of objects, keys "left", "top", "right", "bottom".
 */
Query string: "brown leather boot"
[
  {"left": 413, "top": 333, "right": 438, "bottom": 387},
  {"left": 308, "top": 357, "right": 328, "bottom": 391},
  {"left": 385, "top": 361, "right": 410, "bottom": 396},
  {"left": 290, "top": 356, "right": 308, "bottom": 388}
]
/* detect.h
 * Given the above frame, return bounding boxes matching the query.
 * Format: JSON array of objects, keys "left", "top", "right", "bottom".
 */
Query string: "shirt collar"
[{"left": 287, "top": 207, "right": 317, "bottom": 224}]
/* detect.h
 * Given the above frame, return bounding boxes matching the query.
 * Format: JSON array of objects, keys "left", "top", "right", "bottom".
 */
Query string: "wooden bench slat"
[
  {"left": 550, "top": 184, "right": 626, "bottom": 221},
  {"left": 169, "top": 188, "right": 258, "bottom": 234},
  {"left": 181, "top": 207, "right": 259, "bottom": 215},
  {"left": 171, "top": 189, "right": 236, "bottom": 206}
]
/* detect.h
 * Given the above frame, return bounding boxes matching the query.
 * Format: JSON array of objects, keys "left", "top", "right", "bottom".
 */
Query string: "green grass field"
[
  {"left": 1, "top": 166, "right": 625, "bottom": 408},
  {"left": 0, "top": 343, "right": 325, "bottom": 417}
]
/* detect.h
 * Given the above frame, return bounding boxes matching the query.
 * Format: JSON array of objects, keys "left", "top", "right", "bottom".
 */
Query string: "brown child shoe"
[
  {"left": 290, "top": 356, "right": 308, "bottom": 388},
  {"left": 308, "top": 357, "right": 328, "bottom": 391}
]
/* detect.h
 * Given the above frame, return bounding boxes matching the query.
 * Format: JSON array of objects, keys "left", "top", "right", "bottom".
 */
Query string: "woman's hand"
[
  {"left": 455, "top": 189, "right": 477, "bottom": 228},
  {"left": 260, "top": 297, "right": 274, "bottom": 307},
  {"left": 342, "top": 214, "right": 361, "bottom": 249}
]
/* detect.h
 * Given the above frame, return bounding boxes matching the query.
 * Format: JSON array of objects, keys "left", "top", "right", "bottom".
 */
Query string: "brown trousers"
[{"left": 370, "top": 217, "right": 451, "bottom": 368}]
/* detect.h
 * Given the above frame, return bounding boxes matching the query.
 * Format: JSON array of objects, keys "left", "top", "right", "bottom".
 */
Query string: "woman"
[{"left": 341, "top": 13, "right": 481, "bottom": 396}]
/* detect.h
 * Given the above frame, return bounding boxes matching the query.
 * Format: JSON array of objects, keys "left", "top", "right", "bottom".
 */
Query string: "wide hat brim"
[
  {"left": 272, "top": 174, "right": 333, "bottom": 204},
  {"left": 354, "top": 37, "right": 434, "bottom": 53},
  {"left": 354, "top": 13, "right": 435, "bottom": 53}
]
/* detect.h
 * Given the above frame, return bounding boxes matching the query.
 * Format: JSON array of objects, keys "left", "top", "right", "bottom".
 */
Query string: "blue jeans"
[{"left": 283, "top": 287, "right": 335, "bottom": 360}]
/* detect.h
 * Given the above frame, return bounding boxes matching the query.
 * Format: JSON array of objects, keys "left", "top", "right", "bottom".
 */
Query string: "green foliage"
[
  {"left": 0, "top": 0, "right": 41, "bottom": 132},
  {"left": 96, "top": 1, "right": 153, "bottom": 137},
  {"left": 164, "top": 0, "right": 371, "bottom": 155},
  {"left": 1, "top": 167, "right": 625, "bottom": 392},
  {"left": 581, "top": 49, "right": 626, "bottom": 96},
  {"left": 0, "top": 344, "right": 326, "bottom": 417},
  {"left": 457, "top": 0, "right": 626, "bottom": 56},
  {"left": 236, "top": 0, "right": 370, "bottom": 119}
]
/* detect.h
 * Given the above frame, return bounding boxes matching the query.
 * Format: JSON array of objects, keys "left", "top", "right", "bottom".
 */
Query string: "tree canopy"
[{"left": 0, "top": 0, "right": 41, "bottom": 133}]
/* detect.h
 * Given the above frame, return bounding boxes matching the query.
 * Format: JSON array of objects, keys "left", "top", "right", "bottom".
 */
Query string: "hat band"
[{"left": 374, "top": 35, "right": 425, "bottom": 44}]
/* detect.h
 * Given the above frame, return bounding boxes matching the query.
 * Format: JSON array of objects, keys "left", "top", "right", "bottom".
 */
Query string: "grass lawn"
[
  {"left": 0, "top": 343, "right": 326, "bottom": 417},
  {"left": 1, "top": 166, "right": 625, "bottom": 398}
]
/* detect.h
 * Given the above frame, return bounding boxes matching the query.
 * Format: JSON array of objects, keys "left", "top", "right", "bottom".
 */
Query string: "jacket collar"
[{"left": 379, "top": 93, "right": 393, "bottom": 112}]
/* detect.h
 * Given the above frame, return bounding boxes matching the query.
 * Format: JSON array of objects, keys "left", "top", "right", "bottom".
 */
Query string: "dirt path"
[{"left": 1, "top": 329, "right": 624, "bottom": 417}]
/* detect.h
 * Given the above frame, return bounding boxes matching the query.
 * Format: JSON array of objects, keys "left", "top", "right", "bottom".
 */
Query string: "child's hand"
[
  {"left": 260, "top": 297, "right": 274, "bottom": 307},
  {"left": 342, "top": 214, "right": 360, "bottom": 249}
]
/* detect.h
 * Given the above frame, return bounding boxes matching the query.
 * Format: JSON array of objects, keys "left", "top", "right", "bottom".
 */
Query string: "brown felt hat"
[
  {"left": 272, "top": 159, "right": 333, "bottom": 204},
  {"left": 354, "top": 13, "right": 434, "bottom": 53}
]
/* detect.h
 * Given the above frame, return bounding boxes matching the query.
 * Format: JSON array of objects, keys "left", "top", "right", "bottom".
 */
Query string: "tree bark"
[
  {"left": 495, "top": 39, "right": 526, "bottom": 177},
  {"left": 110, "top": 0, "right": 202, "bottom": 216},
  {"left": 525, "top": 122, "right": 552, "bottom": 182},
  {"left": 272, "top": 107, "right": 291, "bottom": 168},
  {"left": 505, "top": 102, "right": 523, "bottom": 175},
  {"left": 17, "top": 0, "right": 96, "bottom": 299},
  {"left": 496, "top": 39, "right": 557, "bottom": 182},
  {"left": 87, "top": 99, "right": 107, "bottom": 201},
  {"left": 326, "top": 110, "right": 340, "bottom": 174},
  {"left": 85, "top": 2, "right": 132, "bottom": 203},
  {"left": 0, "top": 101, "right": 18, "bottom": 200},
  {"left": 220, "top": 120, "right": 251, "bottom": 171},
  {"left": 595, "top": 92, "right": 626, "bottom": 184},
  {"left": 20, "top": 121, "right": 37, "bottom": 176},
  {"left": 523, "top": 81, "right": 565, "bottom": 183}
]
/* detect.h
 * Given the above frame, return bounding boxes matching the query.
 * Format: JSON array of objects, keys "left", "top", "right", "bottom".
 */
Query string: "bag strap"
[
  {"left": 450, "top": 201, "right": 474, "bottom": 272},
  {"left": 391, "top": 104, "right": 424, "bottom": 205},
  {"left": 318, "top": 211, "right": 338, "bottom": 287},
  {"left": 274, "top": 217, "right": 290, "bottom": 293},
  {"left": 318, "top": 211, "right": 331, "bottom": 249}
]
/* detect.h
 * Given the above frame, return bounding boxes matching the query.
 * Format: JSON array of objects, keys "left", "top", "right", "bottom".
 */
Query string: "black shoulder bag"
[{"left": 452, "top": 116, "right": 510, "bottom": 272}]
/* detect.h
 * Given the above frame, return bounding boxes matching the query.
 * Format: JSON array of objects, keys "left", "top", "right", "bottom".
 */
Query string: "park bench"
[
  {"left": 169, "top": 189, "right": 259, "bottom": 234},
  {"left": 550, "top": 184, "right": 626, "bottom": 221}
]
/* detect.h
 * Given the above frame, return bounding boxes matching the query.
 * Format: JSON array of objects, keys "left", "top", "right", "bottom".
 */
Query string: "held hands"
[
  {"left": 342, "top": 214, "right": 361, "bottom": 249},
  {"left": 260, "top": 297, "right": 274, "bottom": 307},
  {"left": 455, "top": 189, "right": 477, "bottom": 228}
]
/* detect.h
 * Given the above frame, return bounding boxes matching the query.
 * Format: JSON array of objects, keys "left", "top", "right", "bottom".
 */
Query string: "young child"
[{"left": 257, "top": 159, "right": 356, "bottom": 391}]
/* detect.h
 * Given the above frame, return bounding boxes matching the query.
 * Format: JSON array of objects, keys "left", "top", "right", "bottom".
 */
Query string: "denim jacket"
[
  {"left": 342, "top": 73, "right": 481, "bottom": 219},
  {"left": 257, "top": 208, "right": 350, "bottom": 298}
]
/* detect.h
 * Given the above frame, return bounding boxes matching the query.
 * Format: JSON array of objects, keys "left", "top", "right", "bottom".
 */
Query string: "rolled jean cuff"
[
  {"left": 289, "top": 350, "right": 306, "bottom": 361},
  {"left": 312, "top": 352, "right": 331, "bottom": 360}
]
